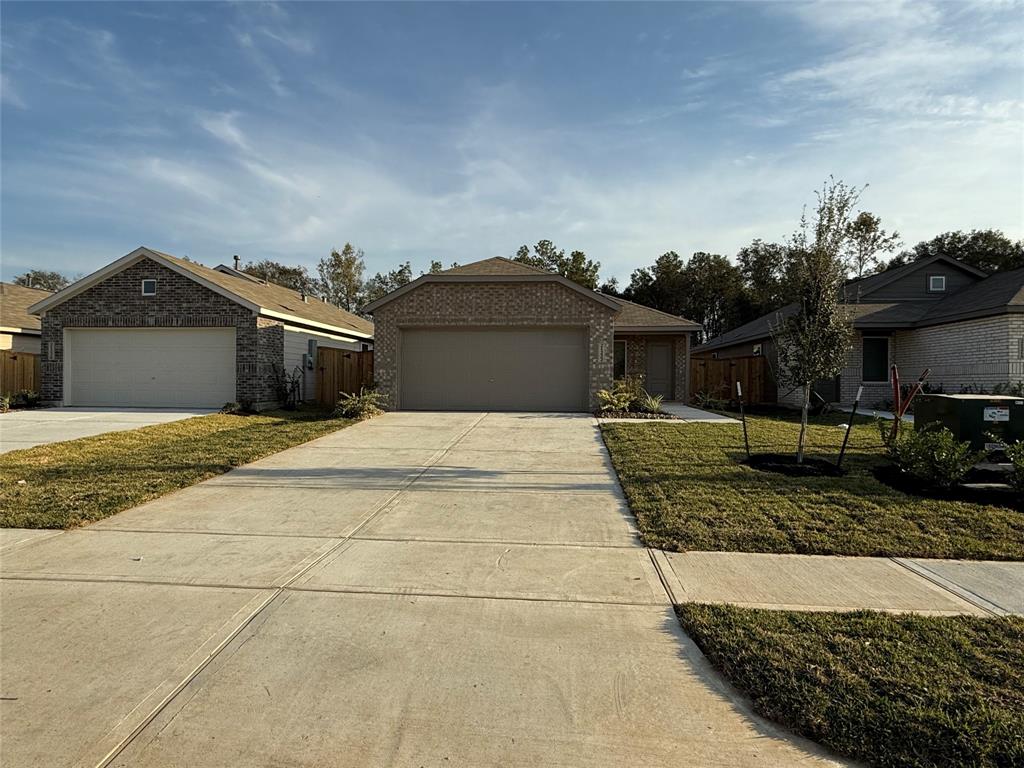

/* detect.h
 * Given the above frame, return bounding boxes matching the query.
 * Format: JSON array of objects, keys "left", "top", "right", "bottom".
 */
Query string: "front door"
[{"left": 645, "top": 341, "right": 673, "bottom": 398}]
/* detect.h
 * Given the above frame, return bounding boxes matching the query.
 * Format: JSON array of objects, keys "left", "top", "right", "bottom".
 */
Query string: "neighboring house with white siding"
[
  {"left": 693, "top": 255, "right": 1024, "bottom": 408},
  {"left": 29, "top": 247, "right": 372, "bottom": 409}
]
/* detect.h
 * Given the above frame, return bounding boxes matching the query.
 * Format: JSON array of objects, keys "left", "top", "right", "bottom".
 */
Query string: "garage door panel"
[
  {"left": 64, "top": 329, "right": 236, "bottom": 407},
  {"left": 400, "top": 328, "right": 587, "bottom": 412}
]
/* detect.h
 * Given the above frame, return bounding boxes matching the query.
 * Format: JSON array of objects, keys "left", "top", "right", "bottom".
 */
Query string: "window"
[
  {"left": 613, "top": 340, "right": 627, "bottom": 379},
  {"left": 928, "top": 274, "right": 946, "bottom": 292},
  {"left": 862, "top": 337, "right": 889, "bottom": 382},
  {"left": 141, "top": 279, "right": 156, "bottom": 296}
]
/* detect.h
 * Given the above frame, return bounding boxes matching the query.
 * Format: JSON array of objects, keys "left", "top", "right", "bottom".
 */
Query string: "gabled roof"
[
  {"left": 695, "top": 258, "right": 1022, "bottom": 352},
  {"left": 918, "top": 266, "right": 1024, "bottom": 326},
  {"left": 441, "top": 257, "right": 551, "bottom": 276},
  {"left": 361, "top": 256, "right": 701, "bottom": 332},
  {"left": 0, "top": 282, "right": 52, "bottom": 334},
  {"left": 28, "top": 247, "right": 373, "bottom": 339},
  {"left": 361, "top": 256, "right": 624, "bottom": 313},
  {"left": 844, "top": 254, "right": 987, "bottom": 299}
]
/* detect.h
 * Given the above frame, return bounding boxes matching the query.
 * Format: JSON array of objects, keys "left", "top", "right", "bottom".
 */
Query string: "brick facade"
[
  {"left": 371, "top": 281, "right": 617, "bottom": 410},
  {"left": 39, "top": 258, "right": 282, "bottom": 407},
  {"left": 617, "top": 333, "right": 690, "bottom": 401}
]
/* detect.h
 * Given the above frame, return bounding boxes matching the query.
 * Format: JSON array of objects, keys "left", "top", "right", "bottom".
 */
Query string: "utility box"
[{"left": 914, "top": 394, "right": 1024, "bottom": 451}]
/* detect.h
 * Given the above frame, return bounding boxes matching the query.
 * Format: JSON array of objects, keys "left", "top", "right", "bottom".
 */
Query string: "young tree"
[
  {"left": 13, "top": 269, "right": 71, "bottom": 291},
  {"left": 243, "top": 259, "right": 318, "bottom": 294},
  {"left": 317, "top": 244, "right": 365, "bottom": 311},
  {"left": 845, "top": 211, "right": 900, "bottom": 278},
  {"left": 771, "top": 178, "right": 859, "bottom": 463}
]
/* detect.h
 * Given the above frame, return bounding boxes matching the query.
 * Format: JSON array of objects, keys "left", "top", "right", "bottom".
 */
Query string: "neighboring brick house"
[
  {"left": 28, "top": 247, "right": 373, "bottom": 408},
  {"left": 1, "top": 282, "right": 51, "bottom": 354},
  {"left": 693, "top": 255, "right": 1024, "bottom": 407},
  {"left": 363, "top": 257, "right": 700, "bottom": 411}
]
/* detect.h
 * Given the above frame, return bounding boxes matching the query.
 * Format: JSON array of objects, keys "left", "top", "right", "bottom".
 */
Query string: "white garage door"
[
  {"left": 400, "top": 327, "right": 588, "bottom": 411},
  {"left": 64, "top": 328, "right": 236, "bottom": 407}
]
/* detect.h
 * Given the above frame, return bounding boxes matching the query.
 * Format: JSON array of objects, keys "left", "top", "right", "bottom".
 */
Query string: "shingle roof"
[
  {"left": 609, "top": 296, "right": 702, "bottom": 330},
  {"left": 0, "top": 282, "right": 51, "bottom": 333},
  {"left": 440, "top": 257, "right": 552, "bottom": 276},
  {"left": 918, "top": 267, "right": 1024, "bottom": 326},
  {"left": 148, "top": 250, "right": 374, "bottom": 337}
]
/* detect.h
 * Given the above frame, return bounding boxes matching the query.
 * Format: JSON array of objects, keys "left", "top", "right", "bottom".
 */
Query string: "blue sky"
[{"left": 2, "top": 1, "right": 1022, "bottom": 284}]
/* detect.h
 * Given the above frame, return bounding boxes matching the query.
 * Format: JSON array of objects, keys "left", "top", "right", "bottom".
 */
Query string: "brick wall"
[
  {"left": 39, "top": 257, "right": 282, "bottom": 406},
  {"left": 617, "top": 333, "right": 690, "bottom": 400},
  {"left": 371, "top": 281, "right": 616, "bottom": 409}
]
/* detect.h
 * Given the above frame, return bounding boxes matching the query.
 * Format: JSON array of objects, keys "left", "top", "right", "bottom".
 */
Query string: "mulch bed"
[
  {"left": 595, "top": 411, "right": 678, "bottom": 420},
  {"left": 743, "top": 452, "right": 845, "bottom": 477}
]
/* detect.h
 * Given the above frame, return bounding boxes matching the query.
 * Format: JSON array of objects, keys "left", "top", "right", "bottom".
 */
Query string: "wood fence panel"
[
  {"left": 316, "top": 348, "right": 374, "bottom": 406},
  {"left": 1, "top": 351, "right": 40, "bottom": 396},
  {"left": 690, "top": 355, "right": 774, "bottom": 404}
]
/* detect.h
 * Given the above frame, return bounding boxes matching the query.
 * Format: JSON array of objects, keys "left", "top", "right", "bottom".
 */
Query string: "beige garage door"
[
  {"left": 64, "top": 328, "right": 236, "bottom": 407},
  {"left": 400, "top": 327, "right": 588, "bottom": 411}
]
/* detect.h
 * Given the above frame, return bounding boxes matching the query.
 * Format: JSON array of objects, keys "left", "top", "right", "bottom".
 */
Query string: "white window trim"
[
  {"left": 613, "top": 339, "right": 628, "bottom": 379},
  {"left": 927, "top": 274, "right": 946, "bottom": 292},
  {"left": 861, "top": 336, "right": 890, "bottom": 384},
  {"left": 141, "top": 279, "right": 157, "bottom": 296}
]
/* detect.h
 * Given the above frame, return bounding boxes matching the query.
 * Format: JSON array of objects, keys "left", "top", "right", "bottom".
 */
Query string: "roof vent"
[
  {"left": 233, "top": 254, "right": 240, "bottom": 270},
  {"left": 300, "top": 291, "right": 308, "bottom": 303}
]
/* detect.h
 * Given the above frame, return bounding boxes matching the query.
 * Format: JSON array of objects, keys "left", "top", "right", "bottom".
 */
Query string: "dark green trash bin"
[{"left": 914, "top": 394, "right": 1024, "bottom": 451}]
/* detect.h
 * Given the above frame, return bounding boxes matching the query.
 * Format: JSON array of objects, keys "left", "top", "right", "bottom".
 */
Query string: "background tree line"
[{"left": 12, "top": 226, "right": 1021, "bottom": 335}]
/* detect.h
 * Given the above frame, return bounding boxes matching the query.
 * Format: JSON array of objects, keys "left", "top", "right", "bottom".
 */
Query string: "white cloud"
[
  {"left": 1, "top": 73, "right": 27, "bottom": 109},
  {"left": 198, "top": 111, "right": 250, "bottom": 151}
]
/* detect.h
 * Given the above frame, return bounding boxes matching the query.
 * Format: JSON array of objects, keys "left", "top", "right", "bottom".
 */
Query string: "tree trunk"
[{"left": 797, "top": 383, "right": 811, "bottom": 464}]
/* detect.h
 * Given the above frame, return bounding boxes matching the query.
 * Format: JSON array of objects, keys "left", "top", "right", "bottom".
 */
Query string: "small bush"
[
  {"left": 881, "top": 420, "right": 985, "bottom": 490},
  {"left": 220, "top": 402, "right": 241, "bottom": 414},
  {"left": 638, "top": 391, "right": 664, "bottom": 413},
  {"left": 0, "top": 394, "right": 10, "bottom": 413},
  {"left": 1002, "top": 440, "right": 1024, "bottom": 493},
  {"left": 333, "top": 387, "right": 385, "bottom": 420},
  {"left": 596, "top": 376, "right": 656, "bottom": 414},
  {"left": 692, "top": 389, "right": 728, "bottom": 410}
]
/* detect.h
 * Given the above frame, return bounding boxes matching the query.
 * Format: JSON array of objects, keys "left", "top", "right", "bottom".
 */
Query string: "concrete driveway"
[
  {"left": 0, "top": 412, "right": 840, "bottom": 767},
  {"left": 0, "top": 407, "right": 215, "bottom": 454}
]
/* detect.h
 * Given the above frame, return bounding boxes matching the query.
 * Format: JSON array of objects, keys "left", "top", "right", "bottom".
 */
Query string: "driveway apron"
[{"left": 0, "top": 412, "right": 842, "bottom": 767}]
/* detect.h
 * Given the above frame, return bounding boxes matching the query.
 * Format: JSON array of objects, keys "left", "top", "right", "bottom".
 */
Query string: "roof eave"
[
  {"left": 614, "top": 325, "right": 701, "bottom": 334},
  {"left": 0, "top": 325, "right": 41, "bottom": 336},
  {"left": 258, "top": 308, "right": 373, "bottom": 340}
]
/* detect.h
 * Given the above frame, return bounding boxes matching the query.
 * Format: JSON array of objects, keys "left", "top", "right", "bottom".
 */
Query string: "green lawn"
[
  {"left": 677, "top": 604, "right": 1024, "bottom": 768},
  {"left": 0, "top": 408, "right": 352, "bottom": 529},
  {"left": 601, "top": 413, "right": 1024, "bottom": 560}
]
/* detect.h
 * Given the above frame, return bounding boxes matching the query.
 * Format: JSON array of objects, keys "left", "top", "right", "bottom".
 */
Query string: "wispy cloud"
[{"left": 1, "top": 73, "right": 27, "bottom": 109}]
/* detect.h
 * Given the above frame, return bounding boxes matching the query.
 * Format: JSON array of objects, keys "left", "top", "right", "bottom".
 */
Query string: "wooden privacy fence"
[
  {"left": 690, "top": 355, "right": 775, "bottom": 404},
  {"left": 1, "top": 350, "right": 40, "bottom": 396},
  {"left": 316, "top": 348, "right": 373, "bottom": 406}
]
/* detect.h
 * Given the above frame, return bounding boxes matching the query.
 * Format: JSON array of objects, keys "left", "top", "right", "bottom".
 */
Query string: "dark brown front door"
[{"left": 645, "top": 341, "right": 673, "bottom": 398}]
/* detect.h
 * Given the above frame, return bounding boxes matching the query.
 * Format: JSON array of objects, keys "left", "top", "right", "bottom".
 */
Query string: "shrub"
[
  {"left": 993, "top": 381, "right": 1024, "bottom": 397},
  {"left": 692, "top": 389, "right": 728, "bottom": 411},
  {"left": 333, "top": 387, "right": 385, "bottom": 420},
  {"left": 596, "top": 376, "right": 650, "bottom": 413},
  {"left": 1001, "top": 439, "right": 1024, "bottom": 493},
  {"left": 0, "top": 394, "right": 10, "bottom": 414},
  {"left": 638, "top": 391, "right": 664, "bottom": 414},
  {"left": 220, "top": 402, "right": 241, "bottom": 414},
  {"left": 880, "top": 420, "right": 985, "bottom": 490},
  {"left": 17, "top": 390, "right": 41, "bottom": 408}
]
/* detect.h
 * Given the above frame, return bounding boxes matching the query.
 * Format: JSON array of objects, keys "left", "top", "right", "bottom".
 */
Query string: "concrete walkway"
[
  {"left": 0, "top": 406, "right": 214, "bottom": 454},
  {"left": 0, "top": 412, "right": 843, "bottom": 767},
  {"left": 654, "top": 551, "right": 1024, "bottom": 617}
]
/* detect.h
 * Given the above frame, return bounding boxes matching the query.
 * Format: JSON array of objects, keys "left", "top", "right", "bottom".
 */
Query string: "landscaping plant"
[
  {"left": 881, "top": 420, "right": 985, "bottom": 490},
  {"left": 770, "top": 177, "right": 858, "bottom": 463},
  {"left": 596, "top": 375, "right": 650, "bottom": 413},
  {"left": 333, "top": 387, "right": 385, "bottom": 420},
  {"left": 1001, "top": 439, "right": 1024, "bottom": 493}
]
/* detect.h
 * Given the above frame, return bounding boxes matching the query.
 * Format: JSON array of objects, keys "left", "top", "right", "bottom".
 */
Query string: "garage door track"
[{"left": 0, "top": 412, "right": 841, "bottom": 767}]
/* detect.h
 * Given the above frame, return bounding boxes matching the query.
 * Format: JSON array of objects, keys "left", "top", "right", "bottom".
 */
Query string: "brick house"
[
  {"left": 693, "top": 255, "right": 1024, "bottom": 407},
  {"left": 363, "top": 257, "right": 701, "bottom": 411},
  {"left": 1, "top": 282, "right": 51, "bottom": 354},
  {"left": 28, "top": 247, "right": 373, "bottom": 409}
]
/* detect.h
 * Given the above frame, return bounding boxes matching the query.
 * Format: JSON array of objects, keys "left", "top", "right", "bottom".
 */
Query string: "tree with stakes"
[{"left": 771, "top": 178, "right": 858, "bottom": 463}]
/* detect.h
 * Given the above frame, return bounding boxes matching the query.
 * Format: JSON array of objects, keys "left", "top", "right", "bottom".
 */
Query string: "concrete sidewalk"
[
  {"left": 0, "top": 411, "right": 842, "bottom": 768},
  {"left": 654, "top": 550, "right": 1024, "bottom": 616}
]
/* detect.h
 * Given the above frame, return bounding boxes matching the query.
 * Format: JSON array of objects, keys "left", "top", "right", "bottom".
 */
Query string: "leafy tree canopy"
[
  {"left": 13, "top": 269, "right": 71, "bottom": 292},
  {"left": 317, "top": 244, "right": 365, "bottom": 311},
  {"left": 243, "top": 259, "right": 319, "bottom": 294},
  {"left": 887, "top": 229, "right": 1023, "bottom": 273},
  {"left": 512, "top": 240, "right": 602, "bottom": 290}
]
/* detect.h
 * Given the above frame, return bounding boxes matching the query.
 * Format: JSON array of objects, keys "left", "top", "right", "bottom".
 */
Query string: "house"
[
  {"left": 693, "top": 255, "right": 1024, "bottom": 407},
  {"left": 28, "top": 247, "right": 373, "bottom": 409},
  {"left": 362, "top": 256, "right": 700, "bottom": 411},
  {"left": 1, "top": 282, "right": 51, "bottom": 353}
]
